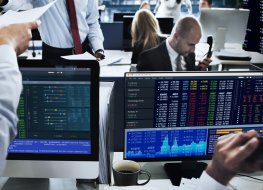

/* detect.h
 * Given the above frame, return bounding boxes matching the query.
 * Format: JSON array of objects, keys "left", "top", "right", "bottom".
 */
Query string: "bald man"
[{"left": 137, "top": 16, "right": 211, "bottom": 71}]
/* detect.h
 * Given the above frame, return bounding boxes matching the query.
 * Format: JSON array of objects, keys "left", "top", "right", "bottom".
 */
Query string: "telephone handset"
[{"left": 207, "top": 35, "right": 213, "bottom": 58}]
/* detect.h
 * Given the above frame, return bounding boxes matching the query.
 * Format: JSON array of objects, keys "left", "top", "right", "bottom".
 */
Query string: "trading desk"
[{"left": 1, "top": 152, "right": 262, "bottom": 190}]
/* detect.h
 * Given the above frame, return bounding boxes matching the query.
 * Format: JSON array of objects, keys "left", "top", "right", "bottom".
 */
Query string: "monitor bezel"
[
  {"left": 123, "top": 71, "right": 263, "bottom": 162},
  {"left": 7, "top": 59, "right": 100, "bottom": 161}
]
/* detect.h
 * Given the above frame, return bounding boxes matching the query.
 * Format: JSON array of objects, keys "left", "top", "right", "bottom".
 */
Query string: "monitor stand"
[{"left": 164, "top": 161, "right": 207, "bottom": 186}]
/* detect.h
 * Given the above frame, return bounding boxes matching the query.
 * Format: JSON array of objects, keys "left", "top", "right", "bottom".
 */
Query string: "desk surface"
[{"left": 0, "top": 152, "right": 263, "bottom": 190}]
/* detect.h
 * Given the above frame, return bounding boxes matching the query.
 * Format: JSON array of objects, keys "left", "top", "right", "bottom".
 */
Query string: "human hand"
[
  {"left": 198, "top": 57, "right": 212, "bottom": 71},
  {"left": 0, "top": 20, "right": 40, "bottom": 55},
  {"left": 95, "top": 50, "right": 105, "bottom": 61},
  {"left": 206, "top": 130, "right": 263, "bottom": 185}
]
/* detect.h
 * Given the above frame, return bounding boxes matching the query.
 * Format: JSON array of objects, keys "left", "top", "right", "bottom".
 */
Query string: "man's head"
[
  {"left": 168, "top": 16, "right": 202, "bottom": 57},
  {"left": 199, "top": 0, "right": 212, "bottom": 9}
]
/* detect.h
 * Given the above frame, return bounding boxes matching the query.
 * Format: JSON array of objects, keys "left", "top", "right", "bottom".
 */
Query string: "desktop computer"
[
  {"left": 122, "top": 16, "right": 173, "bottom": 51},
  {"left": 3, "top": 60, "right": 100, "bottom": 179},
  {"left": 124, "top": 72, "right": 263, "bottom": 185},
  {"left": 199, "top": 8, "right": 250, "bottom": 48}
]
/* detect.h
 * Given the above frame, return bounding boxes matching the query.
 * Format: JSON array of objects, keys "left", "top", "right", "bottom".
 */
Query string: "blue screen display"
[
  {"left": 9, "top": 68, "right": 92, "bottom": 155},
  {"left": 124, "top": 73, "right": 263, "bottom": 160}
]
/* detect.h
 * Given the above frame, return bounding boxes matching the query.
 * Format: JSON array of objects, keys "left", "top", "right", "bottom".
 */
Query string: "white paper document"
[
  {"left": 0, "top": 1, "right": 56, "bottom": 27},
  {"left": 62, "top": 52, "right": 122, "bottom": 67},
  {"left": 61, "top": 52, "right": 97, "bottom": 60}
]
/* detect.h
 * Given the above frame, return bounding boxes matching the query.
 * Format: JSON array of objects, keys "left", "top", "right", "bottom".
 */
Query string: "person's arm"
[
  {"left": 197, "top": 130, "right": 263, "bottom": 189},
  {"left": 0, "top": 21, "right": 39, "bottom": 174},
  {"left": 0, "top": 44, "right": 22, "bottom": 174},
  {"left": 86, "top": 0, "right": 104, "bottom": 60}
]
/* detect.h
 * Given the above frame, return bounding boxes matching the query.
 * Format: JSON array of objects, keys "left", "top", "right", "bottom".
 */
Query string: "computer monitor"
[
  {"left": 124, "top": 71, "right": 263, "bottom": 185},
  {"left": 242, "top": 0, "right": 263, "bottom": 54},
  {"left": 113, "top": 12, "right": 135, "bottom": 22},
  {"left": 123, "top": 16, "right": 173, "bottom": 51},
  {"left": 100, "top": 22, "right": 123, "bottom": 50},
  {"left": 199, "top": 8, "right": 250, "bottom": 45},
  {"left": 3, "top": 60, "right": 100, "bottom": 179}
]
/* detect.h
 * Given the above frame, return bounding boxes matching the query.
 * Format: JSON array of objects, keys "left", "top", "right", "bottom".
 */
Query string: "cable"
[
  {"left": 249, "top": 62, "right": 263, "bottom": 71},
  {"left": 31, "top": 40, "right": 36, "bottom": 57},
  {"left": 237, "top": 173, "right": 263, "bottom": 182}
]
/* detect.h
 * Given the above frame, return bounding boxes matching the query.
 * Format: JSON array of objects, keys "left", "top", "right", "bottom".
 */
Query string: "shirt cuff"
[{"left": 196, "top": 171, "right": 234, "bottom": 190}]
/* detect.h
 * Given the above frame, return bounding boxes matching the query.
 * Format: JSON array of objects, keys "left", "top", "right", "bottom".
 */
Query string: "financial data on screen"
[
  {"left": 124, "top": 72, "right": 263, "bottom": 160},
  {"left": 8, "top": 68, "right": 92, "bottom": 155}
]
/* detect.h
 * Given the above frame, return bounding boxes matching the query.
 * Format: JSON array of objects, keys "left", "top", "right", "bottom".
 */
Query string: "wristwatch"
[{"left": 95, "top": 49, "right": 104, "bottom": 55}]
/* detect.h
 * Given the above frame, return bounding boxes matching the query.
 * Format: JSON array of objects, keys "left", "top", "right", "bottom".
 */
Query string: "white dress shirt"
[
  {"left": 155, "top": 0, "right": 192, "bottom": 23},
  {"left": 3, "top": 0, "right": 104, "bottom": 51},
  {"left": 196, "top": 171, "right": 235, "bottom": 190},
  {"left": 0, "top": 45, "right": 22, "bottom": 175},
  {"left": 33, "top": 0, "right": 104, "bottom": 51},
  {"left": 166, "top": 39, "right": 186, "bottom": 71}
]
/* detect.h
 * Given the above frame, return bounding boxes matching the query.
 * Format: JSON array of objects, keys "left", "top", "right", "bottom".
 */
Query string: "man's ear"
[{"left": 173, "top": 32, "right": 179, "bottom": 41}]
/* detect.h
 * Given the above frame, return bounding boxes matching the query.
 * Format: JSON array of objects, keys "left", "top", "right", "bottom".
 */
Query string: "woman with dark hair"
[
  {"left": 155, "top": 0, "right": 192, "bottom": 23},
  {"left": 131, "top": 9, "right": 166, "bottom": 64}
]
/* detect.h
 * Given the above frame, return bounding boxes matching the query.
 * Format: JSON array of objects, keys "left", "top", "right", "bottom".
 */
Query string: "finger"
[
  {"left": 216, "top": 132, "right": 245, "bottom": 156},
  {"left": 231, "top": 137, "right": 259, "bottom": 163},
  {"left": 218, "top": 132, "right": 236, "bottom": 141},
  {"left": 216, "top": 133, "right": 237, "bottom": 150},
  {"left": 245, "top": 130, "right": 259, "bottom": 138}
]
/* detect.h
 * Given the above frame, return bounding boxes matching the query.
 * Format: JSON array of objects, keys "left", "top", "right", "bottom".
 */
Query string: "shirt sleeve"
[
  {"left": 195, "top": 171, "right": 234, "bottom": 190},
  {"left": 86, "top": 0, "right": 104, "bottom": 52},
  {"left": 0, "top": 45, "right": 22, "bottom": 175}
]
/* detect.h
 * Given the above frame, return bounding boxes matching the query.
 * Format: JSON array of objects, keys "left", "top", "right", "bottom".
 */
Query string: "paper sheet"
[
  {"left": 62, "top": 52, "right": 123, "bottom": 67},
  {"left": 0, "top": 1, "right": 56, "bottom": 27},
  {"left": 61, "top": 52, "right": 96, "bottom": 60}
]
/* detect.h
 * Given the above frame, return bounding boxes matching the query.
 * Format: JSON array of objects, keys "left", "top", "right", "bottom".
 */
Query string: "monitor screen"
[
  {"left": 3, "top": 60, "right": 100, "bottom": 179},
  {"left": 242, "top": 0, "right": 263, "bottom": 54},
  {"left": 113, "top": 12, "right": 135, "bottom": 22},
  {"left": 100, "top": 22, "right": 123, "bottom": 50},
  {"left": 199, "top": 8, "right": 250, "bottom": 44},
  {"left": 123, "top": 16, "right": 173, "bottom": 51},
  {"left": 124, "top": 72, "right": 263, "bottom": 161}
]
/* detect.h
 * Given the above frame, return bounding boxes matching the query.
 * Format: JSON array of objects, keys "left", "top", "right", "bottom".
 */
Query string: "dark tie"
[
  {"left": 66, "top": 0, "right": 83, "bottom": 54},
  {"left": 176, "top": 55, "right": 182, "bottom": 71}
]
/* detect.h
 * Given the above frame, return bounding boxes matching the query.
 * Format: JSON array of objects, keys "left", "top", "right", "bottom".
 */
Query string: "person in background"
[
  {"left": 155, "top": 0, "right": 192, "bottom": 23},
  {"left": 137, "top": 16, "right": 211, "bottom": 71},
  {"left": 197, "top": 130, "right": 263, "bottom": 190},
  {"left": 1, "top": 0, "right": 105, "bottom": 63},
  {"left": 131, "top": 9, "right": 166, "bottom": 64},
  {"left": 0, "top": 19, "right": 39, "bottom": 174},
  {"left": 0, "top": 0, "right": 32, "bottom": 11},
  {"left": 199, "top": 0, "right": 212, "bottom": 9},
  {"left": 139, "top": 1, "right": 151, "bottom": 10}
]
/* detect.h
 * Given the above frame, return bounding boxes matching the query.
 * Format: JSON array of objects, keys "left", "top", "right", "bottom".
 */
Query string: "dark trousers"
[{"left": 42, "top": 38, "right": 94, "bottom": 65}]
